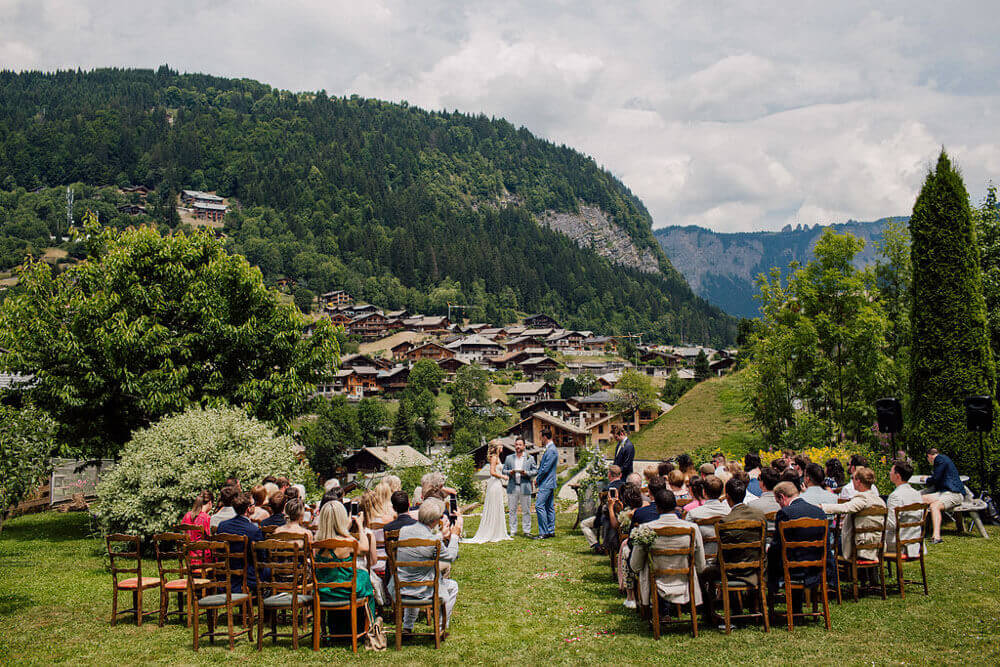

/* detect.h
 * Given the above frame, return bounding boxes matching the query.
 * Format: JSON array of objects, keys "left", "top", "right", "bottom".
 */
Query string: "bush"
[
  {"left": 385, "top": 451, "right": 481, "bottom": 503},
  {"left": 95, "top": 407, "right": 303, "bottom": 538},
  {"left": 1, "top": 405, "right": 58, "bottom": 531}
]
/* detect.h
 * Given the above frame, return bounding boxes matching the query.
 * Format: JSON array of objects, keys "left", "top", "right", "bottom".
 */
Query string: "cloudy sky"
[{"left": 2, "top": 0, "right": 998, "bottom": 232}]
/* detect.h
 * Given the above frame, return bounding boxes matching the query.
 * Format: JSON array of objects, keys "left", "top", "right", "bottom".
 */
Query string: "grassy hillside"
[{"left": 633, "top": 372, "right": 762, "bottom": 460}]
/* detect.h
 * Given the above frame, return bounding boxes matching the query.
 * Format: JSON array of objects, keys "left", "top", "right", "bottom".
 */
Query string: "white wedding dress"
[{"left": 464, "top": 461, "right": 512, "bottom": 544}]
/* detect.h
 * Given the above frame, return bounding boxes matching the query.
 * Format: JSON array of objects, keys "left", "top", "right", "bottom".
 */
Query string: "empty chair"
[{"left": 107, "top": 534, "right": 161, "bottom": 626}]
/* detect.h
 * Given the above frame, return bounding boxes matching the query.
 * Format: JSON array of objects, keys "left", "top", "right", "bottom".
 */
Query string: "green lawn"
[{"left": 2, "top": 511, "right": 999, "bottom": 665}]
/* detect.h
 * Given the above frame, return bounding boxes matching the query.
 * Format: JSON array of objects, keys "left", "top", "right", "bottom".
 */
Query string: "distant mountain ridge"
[{"left": 655, "top": 218, "right": 906, "bottom": 318}]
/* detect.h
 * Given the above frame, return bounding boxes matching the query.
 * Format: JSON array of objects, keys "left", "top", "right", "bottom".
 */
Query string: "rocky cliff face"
[
  {"left": 539, "top": 205, "right": 661, "bottom": 274},
  {"left": 655, "top": 218, "right": 903, "bottom": 317}
]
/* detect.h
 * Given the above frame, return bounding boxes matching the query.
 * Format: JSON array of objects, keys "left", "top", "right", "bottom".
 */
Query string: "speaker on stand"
[{"left": 875, "top": 397, "right": 903, "bottom": 456}]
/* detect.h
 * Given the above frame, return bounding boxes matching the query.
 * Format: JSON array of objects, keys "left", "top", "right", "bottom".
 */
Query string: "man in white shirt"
[
  {"left": 747, "top": 467, "right": 781, "bottom": 533},
  {"left": 630, "top": 489, "right": 706, "bottom": 608},
  {"left": 801, "top": 463, "right": 838, "bottom": 507},
  {"left": 685, "top": 475, "right": 731, "bottom": 557},
  {"left": 838, "top": 455, "right": 879, "bottom": 500},
  {"left": 885, "top": 460, "right": 924, "bottom": 558},
  {"left": 209, "top": 485, "right": 238, "bottom": 531}
]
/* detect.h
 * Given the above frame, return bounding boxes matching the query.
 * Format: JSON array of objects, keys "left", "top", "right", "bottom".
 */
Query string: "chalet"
[
  {"left": 479, "top": 327, "right": 506, "bottom": 339},
  {"left": 121, "top": 185, "right": 151, "bottom": 196},
  {"left": 574, "top": 390, "right": 618, "bottom": 424},
  {"left": 489, "top": 348, "right": 546, "bottom": 370},
  {"left": 320, "top": 290, "right": 354, "bottom": 307},
  {"left": 180, "top": 190, "right": 225, "bottom": 205},
  {"left": 348, "top": 312, "right": 389, "bottom": 340},
  {"left": 709, "top": 357, "right": 736, "bottom": 376},
  {"left": 327, "top": 311, "right": 353, "bottom": 327},
  {"left": 518, "top": 356, "right": 560, "bottom": 379},
  {"left": 340, "top": 353, "right": 393, "bottom": 371},
  {"left": 437, "top": 357, "right": 469, "bottom": 378},
  {"left": 505, "top": 412, "right": 589, "bottom": 466},
  {"left": 524, "top": 314, "right": 561, "bottom": 329},
  {"left": 597, "top": 372, "right": 621, "bottom": 389},
  {"left": 446, "top": 334, "right": 504, "bottom": 363},
  {"left": 351, "top": 304, "right": 381, "bottom": 316},
  {"left": 461, "top": 323, "right": 490, "bottom": 334},
  {"left": 116, "top": 203, "right": 147, "bottom": 216},
  {"left": 403, "top": 315, "right": 451, "bottom": 332},
  {"left": 391, "top": 340, "right": 415, "bottom": 359},
  {"left": 545, "top": 330, "right": 585, "bottom": 350},
  {"left": 406, "top": 342, "right": 455, "bottom": 362},
  {"left": 503, "top": 325, "right": 527, "bottom": 337},
  {"left": 506, "top": 381, "right": 554, "bottom": 404},
  {"left": 193, "top": 201, "right": 227, "bottom": 222},
  {"left": 376, "top": 366, "right": 410, "bottom": 394},
  {"left": 386, "top": 309, "right": 410, "bottom": 320},
  {"left": 586, "top": 402, "right": 670, "bottom": 445},
  {"left": 518, "top": 399, "right": 580, "bottom": 422},
  {"left": 640, "top": 349, "right": 685, "bottom": 367},
  {"left": 469, "top": 439, "right": 517, "bottom": 470},
  {"left": 344, "top": 366, "right": 381, "bottom": 398},
  {"left": 342, "top": 446, "right": 431, "bottom": 476},
  {"left": 671, "top": 346, "right": 718, "bottom": 363},
  {"left": 503, "top": 336, "right": 544, "bottom": 353},
  {"left": 522, "top": 328, "right": 555, "bottom": 338},
  {"left": 582, "top": 336, "right": 616, "bottom": 352}
]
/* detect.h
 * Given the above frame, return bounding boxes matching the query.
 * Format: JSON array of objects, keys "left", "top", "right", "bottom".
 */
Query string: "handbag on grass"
[{"left": 364, "top": 607, "right": 387, "bottom": 651}]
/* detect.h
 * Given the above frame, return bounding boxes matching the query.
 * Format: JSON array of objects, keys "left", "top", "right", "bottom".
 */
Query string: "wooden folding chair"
[
  {"left": 648, "top": 525, "right": 699, "bottom": 639},
  {"left": 107, "top": 534, "right": 161, "bottom": 626},
  {"left": 153, "top": 531, "right": 212, "bottom": 627},
  {"left": 837, "top": 505, "right": 887, "bottom": 602},
  {"left": 311, "top": 538, "right": 370, "bottom": 653},
  {"left": 262, "top": 525, "right": 278, "bottom": 536},
  {"left": 252, "top": 539, "right": 313, "bottom": 650},
  {"left": 694, "top": 516, "right": 723, "bottom": 561},
  {"left": 771, "top": 517, "right": 830, "bottom": 632},
  {"left": 884, "top": 502, "right": 929, "bottom": 598},
  {"left": 714, "top": 519, "right": 769, "bottom": 633},
  {"left": 382, "top": 529, "right": 401, "bottom": 617},
  {"left": 389, "top": 537, "right": 447, "bottom": 650},
  {"left": 184, "top": 540, "right": 254, "bottom": 651},
  {"left": 764, "top": 511, "right": 778, "bottom": 545}
]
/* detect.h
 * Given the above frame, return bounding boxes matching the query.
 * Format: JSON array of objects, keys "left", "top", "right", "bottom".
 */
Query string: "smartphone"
[
  {"left": 350, "top": 500, "right": 359, "bottom": 516},
  {"left": 449, "top": 495, "right": 458, "bottom": 515}
]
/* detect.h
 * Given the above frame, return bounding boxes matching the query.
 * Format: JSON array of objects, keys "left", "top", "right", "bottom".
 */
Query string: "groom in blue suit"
[{"left": 534, "top": 430, "right": 558, "bottom": 539}]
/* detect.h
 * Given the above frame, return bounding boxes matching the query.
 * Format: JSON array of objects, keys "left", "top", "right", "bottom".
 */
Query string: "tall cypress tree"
[{"left": 909, "top": 151, "right": 996, "bottom": 488}]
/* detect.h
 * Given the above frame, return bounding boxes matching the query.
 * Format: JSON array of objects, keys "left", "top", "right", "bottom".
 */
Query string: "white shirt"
[
  {"left": 839, "top": 480, "right": 879, "bottom": 500},
  {"left": 886, "top": 482, "right": 924, "bottom": 558},
  {"left": 513, "top": 454, "right": 525, "bottom": 471}
]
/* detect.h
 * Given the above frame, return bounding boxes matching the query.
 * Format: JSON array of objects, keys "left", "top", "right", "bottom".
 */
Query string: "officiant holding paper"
[{"left": 503, "top": 438, "right": 537, "bottom": 536}]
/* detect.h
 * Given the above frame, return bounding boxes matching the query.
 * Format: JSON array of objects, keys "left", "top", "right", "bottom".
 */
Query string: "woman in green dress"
[{"left": 314, "top": 500, "right": 377, "bottom": 628}]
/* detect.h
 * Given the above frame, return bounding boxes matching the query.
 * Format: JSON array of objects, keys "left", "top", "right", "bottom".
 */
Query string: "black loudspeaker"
[
  {"left": 875, "top": 397, "right": 903, "bottom": 434},
  {"left": 965, "top": 395, "right": 994, "bottom": 433}
]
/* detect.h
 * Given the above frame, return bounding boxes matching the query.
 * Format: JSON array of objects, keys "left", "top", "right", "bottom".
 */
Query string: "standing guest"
[
  {"left": 314, "top": 501, "right": 377, "bottom": 626},
  {"left": 384, "top": 491, "right": 417, "bottom": 534},
  {"left": 744, "top": 452, "right": 763, "bottom": 497},
  {"left": 685, "top": 475, "right": 731, "bottom": 556},
  {"left": 210, "top": 485, "right": 239, "bottom": 531},
  {"left": 825, "top": 458, "right": 846, "bottom": 493},
  {"left": 658, "top": 461, "right": 675, "bottom": 478},
  {"left": 747, "top": 467, "right": 781, "bottom": 533},
  {"left": 822, "top": 467, "right": 886, "bottom": 560},
  {"left": 261, "top": 492, "right": 288, "bottom": 528},
  {"left": 666, "top": 470, "right": 689, "bottom": 502},
  {"left": 391, "top": 498, "right": 461, "bottom": 633},
  {"left": 503, "top": 437, "right": 538, "bottom": 538},
  {"left": 885, "top": 460, "right": 924, "bottom": 557},
  {"left": 801, "top": 463, "right": 837, "bottom": 507},
  {"left": 921, "top": 448, "right": 966, "bottom": 545},
  {"left": 581, "top": 464, "right": 622, "bottom": 553},
  {"left": 676, "top": 453, "right": 697, "bottom": 483},
  {"left": 683, "top": 476, "right": 707, "bottom": 513},
  {"left": 838, "top": 455, "right": 879, "bottom": 500},
  {"left": 534, "top": 430, "right": 558, "bottom": 539},
  {"left": 216, "top": 492, "right": 264, "bottom": 593},
  {"left": 629, "top": 489, "right": 707, "bottom": 610},
  {"left": 276, "top": 498, "right": 312, "bottom": 544},
  {"left": 181, "top": 491, "right": 213, "bottom": 563},
  {"left": 612, "top": 426, "right": 636, "bottom": 478},
  {"left": 768, "top": 481, "right": 829, "bottom": 616},
  {"left": 249, "top": 485, "right": 271, "bottom": 522}
]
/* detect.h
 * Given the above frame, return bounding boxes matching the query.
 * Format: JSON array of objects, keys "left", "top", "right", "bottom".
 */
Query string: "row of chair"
[{"left": 107, "top": 525, "right": 450, "bottom": 652}]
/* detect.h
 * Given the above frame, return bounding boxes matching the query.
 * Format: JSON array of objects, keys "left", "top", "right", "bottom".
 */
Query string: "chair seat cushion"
[
  {"left": 117, "top": 577, "right": 160, "bottom": 589},
  {"left": 164, "top": 578, "right": 210, "bottom": 590},
  {"left": 400, "top": 595, "right": 434, "bottom": 604},
  {"left": 856, "top": 559, "right": 880, "bottom": 566},
  {"left": 198, "top": 593, "right": 248, "bottom": 606},
  {"left": 319, "top": 596, "right": 368, "bottom": 609},
  {"left": 263, "top": 593, "right": 313, "bottom": 607},
  {"left": 884, "top": 552, "right": 920, "bottom": 561},
  {"left": 723, "top": 577, "right": 757, "bottom": 589}
]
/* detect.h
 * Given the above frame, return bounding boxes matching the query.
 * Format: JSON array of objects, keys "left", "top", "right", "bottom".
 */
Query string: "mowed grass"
[
  {"left": 2, "top": 511, "right": 999, "bottom": 665},
  {"left": 633, "top": 373, "right": 763, "bottom": 460}
]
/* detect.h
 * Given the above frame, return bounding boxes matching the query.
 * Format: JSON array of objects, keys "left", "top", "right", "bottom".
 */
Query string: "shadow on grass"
[
  {"left": 0, "top": 513, "right": 94, "bottom": 543},
  {"left": 0, "top": 592, "right": 34, "bottom": 615}
]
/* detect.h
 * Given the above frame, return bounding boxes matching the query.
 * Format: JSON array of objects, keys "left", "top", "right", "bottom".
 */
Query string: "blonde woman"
[
  {"left": 464, "top": 439, "right": 512, "bottom": 543},
  {"left": 314, "top": 501, "right": 376, "bottom": 624},
  {"left": 358, "top": 491, "right": 388, "bottom": 605},
  {"left": 275, "top": 498, "right": 312, "bottom": 544},
  {"left": 382, "top": 474, "right": 402, "bottom": 493},
  {"left": 371, "top": 481, "right": 395, "bottom": 524}
]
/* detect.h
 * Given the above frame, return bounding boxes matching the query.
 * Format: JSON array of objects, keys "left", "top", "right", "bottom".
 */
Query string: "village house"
[
  {"left": 709, "top": 357, "right": 736, "bottom": 376},
  {"left": 518, "top": 398, "right": 581, "bottom": 423},
  {"left": 582, "top": 335, "right": 617, "bottom": 352},
  {"left": 502, "top": 336, "right": 544, "bottom": 353},
  {"left": 343, "top": 366, "right": 381, "bottom": 399},
  {"left": 320, "top": 290, "right": 354, "bottom": 308},
  {"left": 376, "top": 366, "right": 410, "bottom": 394},
  {"left": 391, "top": 340, "right": 415, "bottom": 359},
  {"left": 327, "top": 311, "right": 353, "bottom": 328},
  {"left": 403, "top": 315, "right": 451, "bottom": 332},
  {"left": 116, "top": 203, "right": 147, "bottom": 216},
  {"left": 180, "top": 189, "right": 225, "bottom": 205},
  {"left": 518, "top": 356, "right": 560, "bottom": 379},
  {"left": 545, "top": 330, "right": 585, "bottom": 351},
  {"left": 506, "top": 381, "right": 554, "bottom": 404},
  {"left": 437, "top": 356, "right": 469, "bottom": 380},
  {"left": 406, "top": 342, "right": 455, "bottom": 362},
  {"left": 446, "top": 333, "right": 504, "bottom": 364},
  {"left": 505, "top": 411, "right": 589, "bottom": 466},
  {"left": 120, "top": 185, "right": 151, "bottom": 196},
  {"left": 524, "top": 314, "right": 561, "bottom": 329},
  {"left": 340, "top": 353, "right": 393, "bottom": 371},
  {"left": 640, "top": 349, "right": 685, "bottom": 367},
  {"left": 342, "top": 445, "right": 431, "bottom": 478},
  {"left": 488, "top": 348, "right": 545, "bottom": 370},
  {"left": 193, "top": 201, "right": 227, "bottom": 222},
  {"left": 348, "top": 311, "right": 389, "bottom": 340}
]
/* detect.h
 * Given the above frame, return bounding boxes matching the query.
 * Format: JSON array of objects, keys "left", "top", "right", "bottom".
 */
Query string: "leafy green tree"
[
  {"left": 909, "top": 151, "right": 996, "bottom": 485},
  {"left": 449, "top": 364, "right": 507, "bottom": 452},
  {"left": 300, "top": 395, "right": 361, "bottom": 478},
  {"left": 391, "top": 398, "right": 416, "bottom": 448},
  {"left": 559, "top": 376, "right": 579, "bottom": 399},
  {"left": 0, "top": 223, "right": 338, "bottom": 457},
  {"left": 973, "top": 185, "right": 1000, "bottom": 364},
  {"left": 574, "top": 371, "right": 599, "bottom": 396},
  {"left": 0, "top": 405, "right": 58, "bottom": 533},
  {"left": 356, "top": 397, "right": 390, "bottom": 448},
  {"left": 875, "top": 219, "right": 912, "bottom": 395},
  {"left": 293, "top": 286, "right": 314, "bottom": 313},
  {"left": 694, "top": 350, "right": 711, "bottom": 381},
  {"left": 408, "top": 359, "right": 445, "bottom": 395},
  {"left": 611, "top": 369, "right": 659, "bottom": 415},
  {"left": 660, "top": 370, "right": 693, "bottom": 405},
  {"left": 409, "top": 389, "right": 440, "bottom": 452}
]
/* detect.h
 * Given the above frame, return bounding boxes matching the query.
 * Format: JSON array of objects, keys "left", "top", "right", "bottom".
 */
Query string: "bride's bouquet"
[
  {"left": 630, "top": 524, "right": 657, "bottom": 548},
  {"left": 617, "top": 510, "right": 632, "bottom": 532}
]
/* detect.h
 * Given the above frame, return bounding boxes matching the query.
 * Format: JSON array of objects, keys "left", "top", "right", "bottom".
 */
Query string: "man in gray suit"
[{"left": 502, "top": 437, "right": 537, "bottom": 536}]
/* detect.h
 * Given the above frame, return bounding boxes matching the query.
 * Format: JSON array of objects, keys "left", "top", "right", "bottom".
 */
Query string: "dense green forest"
[{"left": 0, "top": 67, "right": 734, "bottom": 344}]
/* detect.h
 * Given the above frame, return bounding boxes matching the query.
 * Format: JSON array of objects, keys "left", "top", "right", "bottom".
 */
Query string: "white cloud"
[{"left": 0, "top": 0, "right": 997, "bottom": 231}]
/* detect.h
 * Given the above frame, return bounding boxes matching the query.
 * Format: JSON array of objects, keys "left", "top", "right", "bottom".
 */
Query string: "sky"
[{"left": 1, "top": 0, "right": 998, "bottom": 232}]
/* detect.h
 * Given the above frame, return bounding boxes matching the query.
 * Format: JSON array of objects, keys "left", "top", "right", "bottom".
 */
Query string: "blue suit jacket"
[
  {"left": 502, "top": 452, "right": 537, "bottom": 494},
  {"left": 929, "top": 453, "right": 965, "bottom": 495},
  {"left": 613, "top": 437, "right": 635, "bottom": 478},
  {"left": 536, "top": 442, "right": 558, "bottom": 490},
  {"left": 769, "top": 498, "right": 828, "bottom": 588},
  {"left": 217, "top": 515, "right": 263, "bottom": 593}
]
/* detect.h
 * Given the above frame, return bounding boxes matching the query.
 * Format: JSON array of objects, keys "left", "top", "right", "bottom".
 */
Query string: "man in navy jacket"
[
  {"left": 921, "top": 448, "right": 966, "bottom": 544},
  {"left": 767, "top": 481, "right": 831, "bottom": 614},
  {"left": 217, "top": 492, "right": 264, "bottom": 593},
  {"left": 612, "top": 426, "right": 635, "bottom": 478}
]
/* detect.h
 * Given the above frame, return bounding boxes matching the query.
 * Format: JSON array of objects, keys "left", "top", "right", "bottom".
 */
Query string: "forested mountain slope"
[{"left": 0, "top": 67, "right": 734, "bottom": 344}]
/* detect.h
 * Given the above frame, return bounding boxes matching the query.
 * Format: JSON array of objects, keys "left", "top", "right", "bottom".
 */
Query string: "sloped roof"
[
  {"left": 346, "top": 446, "right": 431, "bottom": 468},
  {"left": 508, "top": 381, "right": 550, "bottom": 395}
]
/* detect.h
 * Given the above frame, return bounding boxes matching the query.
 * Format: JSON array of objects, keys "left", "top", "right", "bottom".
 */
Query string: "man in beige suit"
[{"left": 822, "top": 467, "right": 885, "bottom": 560}]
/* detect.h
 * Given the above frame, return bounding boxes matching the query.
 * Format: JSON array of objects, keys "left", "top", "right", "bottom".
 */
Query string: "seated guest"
[
  {"left": 210, "top": 485, "right": 239, "bottom": 531},
  {"left": 225, "top": 477, "right": 242, "bottom": 492},
  {"left": 217, "top": 492, "right": 264, "bottom": 593},
  {"left": 676, "top": 453, "right": 696, "bottom": 482},
  {"left": 822, "top": 467, "right": 886, "bottom": 560},
  {"left": 383, "top": 475, "right": 402, "bottom": 493},
  {"left": 391, "top": 498, "right": 461, "bottom": 633},
  {"left": 701, "top": 478, "right": 765, "bottom": 623},
  {"left": 658, "top": 461, "right": 675, "bottom": 478},
  {"left": 801, "top": 463, "right": 837, "bottom": 507},
  {"left": 609, "top": 483, "right": 646, "bottom": 609},
  {"left": 771, "top": 458, "right": 789, "bottom": 474},
  {"left": 629, "top": 489, "right": 707, "bottom": 609},
  {"left": 323, "top": 477, "right": 341, "bottom": 492},
  {"left": 632, "top": 477, "right": 667, "bottom": 526},
  {"left": 371, "top": 481, "right": 396, "bottom": 525},
  {"left": 666, "top": 470, "right": 689, "bottom": 502},
  {"left": 767, "top": 481, "right": 828, "bottom": 614},
  {"left": 262, "top": 475, "right": 279, "bottom": 486},
  {"left": 682, "top": 476, "right": 707, "bottom": 513},
  {"left": 886, "top": 460, "right": 924, "bottom": 557},
  {"left": 357, "top": 491, "right": 386, "bottom": 605},
  {"left": 249, "top": 485, "right": 270, "bottom": 522},
  {"left": 384, "top": 491, "right": 417, "bottom": 533},
  {"left": 698, "top": 462, "right": 716, "bottom": 477},
  {"left": 838, "top": 455, "right": 879, "bottom": 500},
  {"left": 314, "top": 501, "right": 377, "bottom": 626},
  {"left": 276, "top": 498, "right": 312, "bottom": 544},
  {"left": 685, "top": 475, "right": 731, "bottom": 556},
  {"left": 825, "top": 458, "right": 846, "bottom": 493},
  {"left": 284, "top": 485, "right": 300, "bottom": 500},
  {"left": 181, "top": 490, "right": 213, "bottom": 564},
  {"left": 744, "top": 452, "right": 763, "bottom": 497},
  {"left": 261, "top": 492, "right": 288, "bottom": 528},
  {"left": 780, "top": 468, "right": 802, "bottom": 492},
  {"left": 793, "top": 455, "right": 810, "bottom": 482},
  {"left": 921, "top": 448, "right": 966, "bottom": 545},
  {"left": 747, "top": 467, "right": 781, "bottom": 531},
  {"left": 642, "top": 464, "right": 660, "bottom": 489},
  {"left": 625, "top": 472, "right": 642, "bottom": 488},
  {"left": 275, "top": 477, "right": 291, "bottom": 492}
]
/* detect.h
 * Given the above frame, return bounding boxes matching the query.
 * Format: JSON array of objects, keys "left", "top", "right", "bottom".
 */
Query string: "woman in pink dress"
[{"left": 181, "top": 490, "right": 213, "bottom": 564}]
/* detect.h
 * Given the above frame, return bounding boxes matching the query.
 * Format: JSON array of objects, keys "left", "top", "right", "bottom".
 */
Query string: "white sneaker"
[{"left": 623, "top": 599, "right": 637, "bottom": 609}]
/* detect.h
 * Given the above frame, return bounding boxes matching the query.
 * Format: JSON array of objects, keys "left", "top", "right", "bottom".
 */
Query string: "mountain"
[
  {"left": 655, "top": 218, "right": 905, "bottom": 318},
  {"left": 0, "top": 67, "right": 734, "bottom": 345}
]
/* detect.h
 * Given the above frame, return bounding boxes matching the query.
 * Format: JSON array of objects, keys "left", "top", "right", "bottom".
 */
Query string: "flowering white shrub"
[{"left": 96, "top": 407, "right": 302, "bottom": 537}]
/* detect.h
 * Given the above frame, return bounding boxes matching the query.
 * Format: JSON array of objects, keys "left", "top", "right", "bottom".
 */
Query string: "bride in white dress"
[{"left": 464, "top": 440, "right": 513, "bottom": 543}]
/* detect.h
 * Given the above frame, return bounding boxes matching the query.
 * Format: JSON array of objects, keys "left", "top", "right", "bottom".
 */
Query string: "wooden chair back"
[
  {"left": 391, "top": 537, "right": 441, "bottom": 596},
  {"left": 252, "top": 539, "right": 306, "bottom": 600},
  {"left": 893, "top": 502, "right": 928, "bottom": 554},
  {"left": 184, "top": 540, "right": 228, "bottom": 591},
  {"left": 648, "top": 525, "right": 698, "bottom": 638},
  {"left": 694, "top": 516, "right": 723, "bottom": 554},
  {"left": 715, "top": 520, "right": 766, "bottom": 576},
  {"left": 153, "top": 532, "right": 189, "bottom": 584},
  {"left": 261, "top": 525, "right": 278, "bottom": 536},
  {"left": 778, "top": 517, "right": 828, "bottom": 571},
  {"left": 107, "top": 534, "right": 143, "bottom": 583},
  {"left": 212, "top": 533, "right": 250, "bottom": 591},
  {"left": 311, "top": 538, "right": 360, "bottom": 600},
  {"left": 852, "top": 505, "right": 888, "bottom": 557},
  {"left": 175, "top": 522, "right": 207, "bottom": 542}
]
